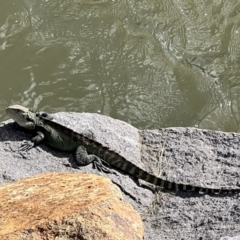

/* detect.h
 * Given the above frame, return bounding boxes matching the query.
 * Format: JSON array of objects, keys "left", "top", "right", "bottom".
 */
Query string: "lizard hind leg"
[{"left": 75, "top": 145, "right": 111, "bottom": 173}]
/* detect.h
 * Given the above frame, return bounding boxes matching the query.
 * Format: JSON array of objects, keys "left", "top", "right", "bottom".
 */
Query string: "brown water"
[{"left": 1, "top": 0, "right": 240, "bottom": 131}]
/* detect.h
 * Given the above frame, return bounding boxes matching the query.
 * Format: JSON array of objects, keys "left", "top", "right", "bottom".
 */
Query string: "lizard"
[{"left": 6, "top": 104, "right": 240, "bottom": 195}]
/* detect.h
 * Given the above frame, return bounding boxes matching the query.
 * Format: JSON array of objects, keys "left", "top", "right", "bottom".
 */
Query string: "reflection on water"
[{"left": 1, "top": 0, "right": 240, "bottom": 131}]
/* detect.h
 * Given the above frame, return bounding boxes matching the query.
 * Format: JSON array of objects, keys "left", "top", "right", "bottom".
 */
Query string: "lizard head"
[{"left": 6, "top": 105, "right": 36, "bottom": 130}]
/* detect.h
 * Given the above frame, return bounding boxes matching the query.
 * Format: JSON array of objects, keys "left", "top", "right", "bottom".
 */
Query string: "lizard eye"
[{"left": 41, "top": 113, "right": 48, "bottom": 117}]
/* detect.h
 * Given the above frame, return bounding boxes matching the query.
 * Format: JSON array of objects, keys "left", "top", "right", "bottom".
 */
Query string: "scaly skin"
[{"left": 6, "top": 104, "right": 240, "bottom": 194}]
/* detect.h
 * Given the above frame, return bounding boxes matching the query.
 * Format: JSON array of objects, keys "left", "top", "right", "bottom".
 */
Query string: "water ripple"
[{"left": 2, "top": 0, "right": 240, "bottom": 132}]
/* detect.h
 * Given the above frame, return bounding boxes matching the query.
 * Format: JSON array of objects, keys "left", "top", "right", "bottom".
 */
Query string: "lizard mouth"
[{"left": 22, "top": 123, "right": 35, "bottom": 130}]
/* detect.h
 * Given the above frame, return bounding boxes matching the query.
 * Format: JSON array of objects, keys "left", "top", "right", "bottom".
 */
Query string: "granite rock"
[{"left": 1, "top": 112, "right": 240, "bottom": 239}]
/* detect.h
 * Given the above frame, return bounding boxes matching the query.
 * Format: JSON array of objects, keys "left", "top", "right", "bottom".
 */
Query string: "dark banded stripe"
[{"left": 148, "top": 174, "right": 156, "bottom": 184}]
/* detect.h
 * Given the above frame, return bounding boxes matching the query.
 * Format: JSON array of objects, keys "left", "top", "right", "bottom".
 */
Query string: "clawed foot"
[
  {"left": 92, "top": 159, "right": 112, "bottom": 173},
  {"left": 20, "top": 141, "right": 34, "bottom": 152}
]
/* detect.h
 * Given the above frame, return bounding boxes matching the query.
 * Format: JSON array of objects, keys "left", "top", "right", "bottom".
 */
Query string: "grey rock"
[{"left": 1, "top": 112, "right": 240, "bottom": 240}]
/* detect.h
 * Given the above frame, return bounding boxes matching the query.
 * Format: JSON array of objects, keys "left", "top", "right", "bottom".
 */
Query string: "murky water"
[{"left": 1, "top": 0, "right": 240, "bottom": 131}]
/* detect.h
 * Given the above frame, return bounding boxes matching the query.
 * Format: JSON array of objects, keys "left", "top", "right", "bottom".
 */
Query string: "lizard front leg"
[
  {"left": 75, "top": 145, "right": 111, "bottom": 173},
  {"left": 20, "top": 131, "right": 45, "bottom": 151}
]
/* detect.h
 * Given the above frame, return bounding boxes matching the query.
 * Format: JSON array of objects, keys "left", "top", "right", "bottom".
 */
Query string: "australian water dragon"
[{"left": 6, "top": 105, "right": 240, "bottom": 194}]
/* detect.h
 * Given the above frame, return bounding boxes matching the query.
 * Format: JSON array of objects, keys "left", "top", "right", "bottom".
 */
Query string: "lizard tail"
[
  {"left": 116, "top": 159, "right": 240, "bottom": 194},
  {"left": 85, "top": 137, "right": 239, "bottom": 194}
]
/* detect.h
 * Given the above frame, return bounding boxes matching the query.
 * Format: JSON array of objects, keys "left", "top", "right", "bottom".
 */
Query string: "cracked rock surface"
[{"left": 1, "top": 112, "right": 240, "bottom": 240}]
